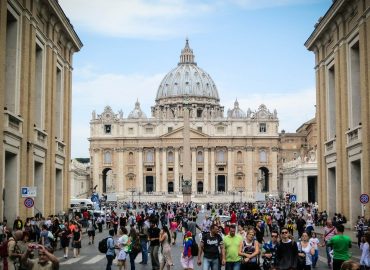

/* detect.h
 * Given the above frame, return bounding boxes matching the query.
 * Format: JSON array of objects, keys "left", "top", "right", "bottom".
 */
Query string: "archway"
[
  {"left": 257, "top": 167, "right": 269, "bottom": 192},
  {"left": 102, "top": 168, "right": 112, "bottom": 193},
  {"left": 217, "top": 175, "right": 226, "bottom": 192},
  {"left": 145, "top": 176, "right": 154, "bottom": 192},
  {"left": 168, "top": 182, "right": 174, "bottom": 193},
  {"left": 197, "top": 181, "right": 203, "bottom": 193}
]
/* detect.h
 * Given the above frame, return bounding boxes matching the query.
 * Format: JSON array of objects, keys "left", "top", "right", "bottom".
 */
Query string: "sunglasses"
[
  {"left": 281, "top": 231, "right": 288, "bottom": 234},
  {"left": 271, "top": 235, "right": 278, "bottom": 237}
]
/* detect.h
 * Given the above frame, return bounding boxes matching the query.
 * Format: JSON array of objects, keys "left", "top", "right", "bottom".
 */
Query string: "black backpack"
[{"left": 98, "top": 237, "right": 111, "bottom": 253}]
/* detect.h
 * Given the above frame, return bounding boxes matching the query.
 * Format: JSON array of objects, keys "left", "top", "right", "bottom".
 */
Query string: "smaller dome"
[
  {"left": 128, "top": 100, "right": 147, "bottom": 119},
  {"left": 227, "top": 99, "right": 246, "bottom": 119}
]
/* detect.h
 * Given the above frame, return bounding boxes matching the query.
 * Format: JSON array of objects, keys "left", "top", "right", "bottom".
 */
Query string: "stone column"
[
  {"left": 204, "top": 148, "right": 209, "bottom": 194},
  {"left": 138, "top": 148, "right": 143, "bottom": 193},
  {"left": 155, "top": 148, "right": 161, "bottom": 192},
  {"left": 246, "top": 146, "right": 254, "bottom": 192},
  {"left": 162, "top": 148, "right": 167, "bottom": 193},
  {"left": 191, "top": 147, "right": 197, "bottom": 193},
  {"left": 117, "top": 149, "right": 124, "bottom": 192},
  {"left": 174, "top": 148, "right": 179, "bottom": 192},
  {"left": 210, "top": 148, "right": 215, "bottom": 193},
  {"left": 271, "top": 147, "right": 278, "bottom": 194},
  {"left": 227, "top": 147, "right": 233, "bottom": 192}
]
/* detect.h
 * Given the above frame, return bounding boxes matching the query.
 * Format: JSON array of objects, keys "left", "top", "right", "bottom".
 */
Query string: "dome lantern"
[{"left": 179, "top": 38, "right": 196, "bottom": 65}]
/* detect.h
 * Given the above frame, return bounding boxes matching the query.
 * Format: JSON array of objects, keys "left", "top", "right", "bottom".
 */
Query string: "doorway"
[
  {"left": 307, "top": 176, "right": 317, "bottom": 203},
  {"left": 217, "top": 175, "right": 226, "bottom": 192},
  {"left": 145, "top": 176, "right": 154, "bottom": 192}
]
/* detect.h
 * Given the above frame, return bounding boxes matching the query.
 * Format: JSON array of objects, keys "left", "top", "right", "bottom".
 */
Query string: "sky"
[{"left": 58, "top": 0, "right": 332, "bottom": 158}]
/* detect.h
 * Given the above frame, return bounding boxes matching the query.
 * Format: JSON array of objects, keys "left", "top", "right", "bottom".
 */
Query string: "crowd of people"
[{"left": 0, "top": 200, "right": 369, "bottom": 270}]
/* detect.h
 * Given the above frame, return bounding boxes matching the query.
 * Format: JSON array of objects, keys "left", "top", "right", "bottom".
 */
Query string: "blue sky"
[{"left": 59, "top": 0, "right": 332, "bottom": 158}]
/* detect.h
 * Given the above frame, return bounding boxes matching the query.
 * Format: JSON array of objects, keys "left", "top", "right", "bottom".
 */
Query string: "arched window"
[
  {"left": 104, "top": 151, "right": 112, "bottom": 164},
  {"left": 237, "top": 151, "right": 242, "bottom": 163},
  {"left": 259, "top": 150, "right": 267, "bottom": 163},
  {"left": 146, "top": 150, "right": 154, "bottom": 163},
  {"left": 167, "top": 151, "right": 174, "bottom": 163},
  {"left": 197, "top": 151, "right": 203, "bottom": 163},
  {"left": 217, "top": 150, "right": 225, "bottom": 162}
]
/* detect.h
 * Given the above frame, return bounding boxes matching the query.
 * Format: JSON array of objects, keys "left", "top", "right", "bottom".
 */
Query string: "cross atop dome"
[{"left": 179, "top": 38, "right": 196, "bottom": 65}]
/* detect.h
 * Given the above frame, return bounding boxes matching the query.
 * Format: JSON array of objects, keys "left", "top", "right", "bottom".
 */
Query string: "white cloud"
[
  {"left": 226, "top": 0, "right": 321, "bottom": 9},
  {"left": 59, "top": 0, "right": 213, "bottom": 38},
  {"left": 71, "top": 69, "right": 164, "bottom": 157},
  {"left": 223, "top": 88, "right": 316, "bottom": 133}
]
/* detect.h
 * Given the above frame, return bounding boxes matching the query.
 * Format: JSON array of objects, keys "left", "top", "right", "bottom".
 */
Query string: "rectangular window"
[
  {"left": 168, "top": 167, "right": 173, "bottom": 172},
  {"left": 146, "top": 168, "right": 152, "bottom": 172},
  {"left": 145, "top": 127, "right": 153, "bottom": 134},
  {"left": 55, "top": 65, "right": 63, "bottom": 139},
  {"left": 218, "top": 167, "right": 224, "bottom": 171},
  {"left": 327, "top": 64, "right": 336, "bottom": 139},
  {"left": 128, "top": 127, "right": 134, "bottom": 134},
  {"left": 349, "top": 41, "right": 361, "bottom": 128},
  {"left": 104, "top": 124, "right": 111, "bottom": 134},
  {"left": 217, "top": 126, "right": 225, "bottom": 133},
  {"left": 259, "top": 123, "right": 266, "bottom": 133},
  {"left": 168, "top": 127, "right": 173, "bottom": 133},
  {"left": 197, "top": 127, "right": 202, "bottom": 132},
  {"left": 197, "top": 109, "right": 202, "bottom": 118},
  {"left": 34, "top": 41, "right": 44, "bottom": 128},
  {"left": 5, "top": 9, "right": 20, "bottom": 113},
  {"left": 197, "top": 167, "right": 203, "bottom": 172}
]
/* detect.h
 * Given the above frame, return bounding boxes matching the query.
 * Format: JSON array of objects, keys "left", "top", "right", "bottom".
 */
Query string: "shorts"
[
  {"left": 87, "top": 230, "right": 95, "bottom": 237},
  {"left": 181, "top": 256, "right": 194, "bottom": 269},
  {"left": 117, "top": 250, "right": 127, "bottom": 261}
]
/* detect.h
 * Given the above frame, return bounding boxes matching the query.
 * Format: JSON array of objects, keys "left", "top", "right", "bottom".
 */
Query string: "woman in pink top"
[{"left": 169, "top": 219, "right": 178, "bottom": 245}]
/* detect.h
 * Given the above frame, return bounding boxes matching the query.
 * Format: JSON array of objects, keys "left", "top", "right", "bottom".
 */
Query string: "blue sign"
[
  {"left": 360, "top": 194, "right": 369, "bottom": 204},
  {"left": 290, "top": 194, "right": 297, "bottom": 202},
  {"left": 21, "top": 188, "right": 28, "bottom": 195}
]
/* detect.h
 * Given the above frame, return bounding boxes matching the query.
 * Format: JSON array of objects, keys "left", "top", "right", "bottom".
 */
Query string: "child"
[{"left": 309, "top": 231, "right": 320, "bottom": 268}]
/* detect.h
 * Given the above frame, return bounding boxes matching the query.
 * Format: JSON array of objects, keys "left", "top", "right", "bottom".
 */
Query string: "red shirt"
[{"left": 231, "top": 212, "right": 237, "bottom": 224}]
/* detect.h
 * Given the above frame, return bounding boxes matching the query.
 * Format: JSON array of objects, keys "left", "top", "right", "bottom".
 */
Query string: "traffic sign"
[
  {"left": 360, "top": 194, "right": 369, "bottom": 204},
  {"left": 21, "top": 187, "right": 37, "bottom": 197},
  {"left": 290, "top": 194, "right": 297, "bottom": 202},
  {"left": 24, "top": 197, "right": 34, "bottom": 208}
]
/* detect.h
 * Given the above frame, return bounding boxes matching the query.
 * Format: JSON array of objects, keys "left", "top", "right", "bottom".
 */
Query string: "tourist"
[
  {"left": 21, "top": 244, "right": 59, "bottom": 269},
  {"left": 148, "top": 219, "right": 161, "bottom": 270},
  {"left": 327, "top": 224, "right": 352, "bottom": 270},
  {"left": 72, "top": 223, "right": 82, "bottom": 258},
  {"left": 276, "top": 227, "right": 299, "bottom": 270},
  {"left": 309, "top": 231, "right": 320, "bottom": 268},
  {"left": 322, "top": 219, "right": 337, "bottom": 267},
  {"left": 223, "top": 224, "right": 242, "bottom": 270},
  {"left": 198, "top": 224, "right": 225, "bottom": 270},
  {"left": 105, "top": 229, "right": 116, "bottom": 270},
  {"left": 87, "top": 217, "right": 96, "bottom": 245},
  {"left": 360, "top": 232, "right": 370, "bottom": 269},
  {"left": 181, "top": 231, "right": 194, "bottom": 270},
  {"left": 159, "top": 225, "right": 173, "bottom": 270},
  {"left": 297, "top": 232, "right": 315, "bottom": 270},
  {"left": 239, "top": 228, "right": 260, "bottom": 270},
  {"left": 128, "top": 227, "right": 141, "bottom": 270}
]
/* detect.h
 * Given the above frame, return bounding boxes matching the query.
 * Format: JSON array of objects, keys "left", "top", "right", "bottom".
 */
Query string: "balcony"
[
  {"left": 143, "top": 161, "right": 155, "bottom": 167},
  {"left": 215, "top": 161, "right": 227, "bottom": 166},
  {"left": 346, "top": 126, "right": 362, "bottom": 147},
  {"left": 324, "top": 138, "right": 336, "bottom": 155},
  {"left": 34, "top": 127, "right": 47, "bottom": 147},
  {"left": 56, "top": 140, "right": 65, "bottom": 155},
  {"left": 4, "top": 110, "right": 23, "bottom": 134}
]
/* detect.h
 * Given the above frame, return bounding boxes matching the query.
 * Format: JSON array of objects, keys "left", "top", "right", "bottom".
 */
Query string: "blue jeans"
[
  {"left": 225, "top": 261, "right": 240, "bottom": 270},
  {"left": 129, "top": 251, "right": 139, "bottom": 270},
  {"left": 312, "top": 249, "right": 318, "bottom": 267},
  {"left": 203, "top": 257, "right": 219, "bottom": 270},
  {"left": 141, "top": 239, "right": 148, "bottom": 263},
  {"left": 106, "top": 255, "right": 114, "bottom": 270},
  {"left": 325, "top": 244, "right": 332, "bottom": 265}
]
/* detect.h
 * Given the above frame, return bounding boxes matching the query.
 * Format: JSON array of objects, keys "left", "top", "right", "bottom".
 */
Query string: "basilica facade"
[{"left": 89, "top": 40, "right": 280, "bottom": 202}]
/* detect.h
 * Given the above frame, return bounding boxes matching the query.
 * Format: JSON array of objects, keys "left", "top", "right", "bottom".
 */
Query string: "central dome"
[{"left": 156, "top": 39, "right": 220, "bottom": 103}]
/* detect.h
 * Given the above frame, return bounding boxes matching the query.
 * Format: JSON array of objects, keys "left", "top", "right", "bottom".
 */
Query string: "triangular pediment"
[{"left": 161, "top": 127, "right": 209, "bottom": 139}]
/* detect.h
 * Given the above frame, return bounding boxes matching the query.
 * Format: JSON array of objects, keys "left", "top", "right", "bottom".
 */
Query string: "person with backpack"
[
  {"left": 181, "top": 231, "right": 194, "bottom": 270},
  {"left": 87, "top": 217, "right": 96, "bottom": 245},
  {"left": 129, "top": 227, "right": 141, "bottom": 270},
  {"left": 159, "top": 225, "right": 173, "bottom": 270},
  {"left": 105, "top": 229, "right": 116, "bottom": 270},
  {"left": 6, "top": 230, "right": 23, "bottom": 270},
  {"left": 148, "top": 219, "right": 161, "bottom": 270}
]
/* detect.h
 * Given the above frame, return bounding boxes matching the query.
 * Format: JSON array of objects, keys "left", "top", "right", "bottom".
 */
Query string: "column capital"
[
  {"left": 203, "top": 147, "right": 209, "bottom": 151},
  {"left": 227, "top": 147, "right": 234, "bottom": 151},
  {"left": 246, "top": 146, "right": 255, "bottom": 152},
  {"left": 190, "top": 147, "right": 197, "bottom": 151},
  {"left": 271, "top": 146, "right": 279, "bottom": 152}
]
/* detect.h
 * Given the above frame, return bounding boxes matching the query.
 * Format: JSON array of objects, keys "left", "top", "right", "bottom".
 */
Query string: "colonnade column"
[
  {"left": 174, "top": 148, "right": 179, "bottom": 192},
  {"left": 162, "top": 148, "right": 167, "bottom": 193},
  {"left": 246, "top": 146, "right": 254, "bottom": 192},
  {"left": 271, "top": 146, "right": 278, "bottom": 194},
  {"left": 138, "top": 148, "right": 143, "bottom": 193},
  {"left": 191, "top": 147, "right": 196, "bottom": 193},
  {"left": 203, "top": 148, "right": 209, "bottom": 194},
  {"left": 155, "top": 148, "right": 161, "bottom": 192},
  {"left": 227, "top": 147, "right": 233, "bottom": 192},
  {"left": 210, "top": 148, "right": 215, "bottom": 193}
]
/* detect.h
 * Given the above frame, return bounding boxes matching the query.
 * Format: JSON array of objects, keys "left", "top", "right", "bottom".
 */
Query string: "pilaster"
[
  {"left": 155, "top": 148, "right": 161, "bottom": 192},
  {"left": 246, "top": 146, "right": 254, "bottom": 192},
  {"left": 174, "top": 148, "right": 179, "bottom": 192},
  {"left": 227, "top": 147, "right": 233, "bottom": 192},
  {"left": 203, "top": 148, "right": 209, "bottom": 194},
  {"left": 138, "top": 148, "right": 143, "bottom": 193},
  {"left": 191, "top": 147, "right": 197, "bottom": 193},
  {"left": 210, "top": 147, "right": 215, "bottom": 193},
  {"left": 162, "top": 148, "right": 167, "bottom": 192}
]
